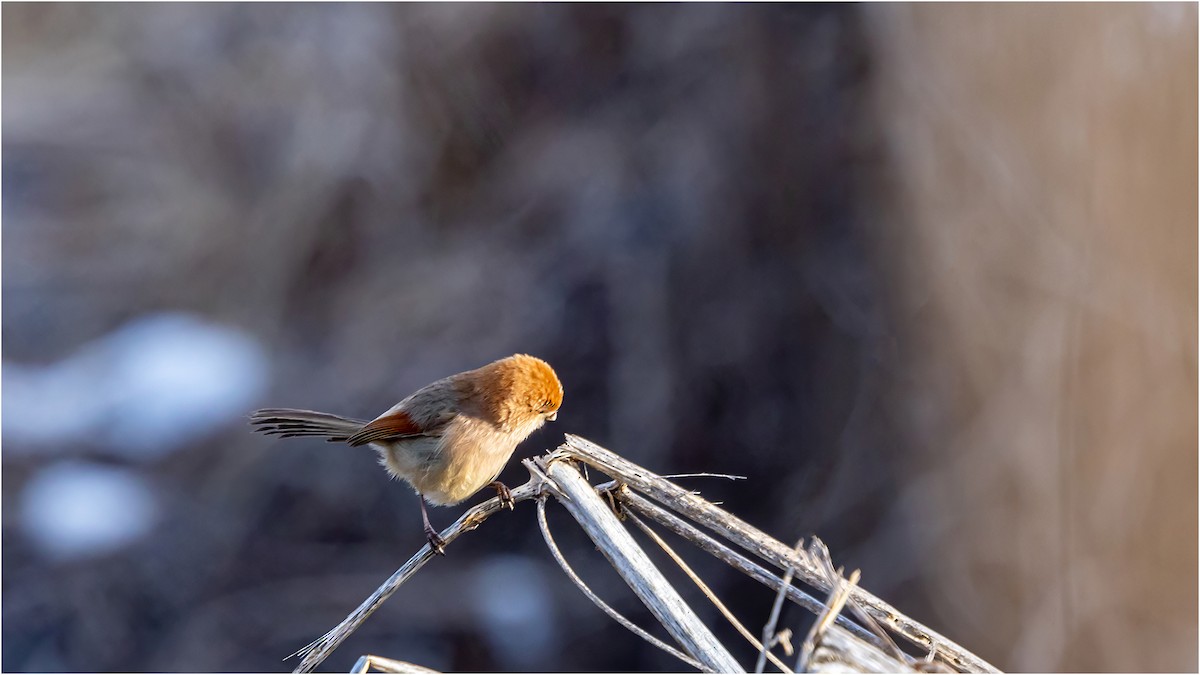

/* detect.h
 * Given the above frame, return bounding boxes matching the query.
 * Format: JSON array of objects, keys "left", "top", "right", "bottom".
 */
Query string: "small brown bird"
[{"left": 250, "top": 354, "right": 563, "bottom": 554}]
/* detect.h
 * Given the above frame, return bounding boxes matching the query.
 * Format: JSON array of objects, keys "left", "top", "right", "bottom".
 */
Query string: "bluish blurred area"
[
  {"left": 7, "top": 312, "right": 266, "bottom": 561},
  {"left": 3, "top": 4, "right": 1195, "bottom": 673},
  {"left": 5, "top": 313, "right": 267, "bottom": 458}
]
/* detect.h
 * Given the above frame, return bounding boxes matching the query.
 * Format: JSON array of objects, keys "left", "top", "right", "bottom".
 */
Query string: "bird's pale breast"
[{"left": 376, "top": 415, "right": 540, "bottom": 505}]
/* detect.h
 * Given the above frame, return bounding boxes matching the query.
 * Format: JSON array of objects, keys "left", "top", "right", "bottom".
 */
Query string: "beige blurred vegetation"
[
  {"left": 866, "top": 4, "right": 1196, "bottom": 671},
  {"left": 2, "top": 3, "right": 1195, "bottom": 673}
]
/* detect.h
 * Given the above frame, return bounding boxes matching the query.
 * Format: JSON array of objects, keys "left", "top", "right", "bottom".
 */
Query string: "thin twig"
[
  {"left": 535, "top": 495, "right": 707, "bottom": 672},
  {"left": 290, "top": 477, "right": 543, "bottom": 673},
  {"left": 756, "top": 537, "right": 804, "bottom": 673},
  {"left": 622, "top": 506, "right": 793, "bottom": 673}
]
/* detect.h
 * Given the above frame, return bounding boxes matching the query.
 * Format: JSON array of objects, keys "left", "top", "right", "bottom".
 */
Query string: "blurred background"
[{"left": 2, "top": 4, "right": 1195, "bottom": 672}]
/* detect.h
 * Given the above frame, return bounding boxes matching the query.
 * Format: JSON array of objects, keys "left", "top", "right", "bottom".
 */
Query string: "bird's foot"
[
  {"left": 489, "top": 481, "right": 515, "bottom": 510},
  {"left": 424, "top": 526, "right": 446, "bottom": 556}
]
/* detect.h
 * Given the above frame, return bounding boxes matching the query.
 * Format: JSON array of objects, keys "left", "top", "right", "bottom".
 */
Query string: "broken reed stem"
[
  {"left": 557, "top": 434, "right": 1000, "bottom": 674},
  {"left": 350, "top": 654, "right": 441, "bottom": 673},
  {"left": 796, "top": 567, "right": 862, "bottom": 672},
  {"left": 616, "top": 489, "right": 891, "bottom": 651},
  {"left": 533, "top": 493, "right": 706, "bottom": 671},
  {"left": 807, "top": 625, "right": 918, "bottom": 674},
  {"left": 536, "top": 456, "right": 745, "bottom": 672},
  {"left": 621, "top": 508, "right": 794, "bottom": 673},
  {"left": 288, "top": 435, "right": 996, "bottom": 675},
  {"left": 807, "top": 538, "right": 909, "bottom": 665}
]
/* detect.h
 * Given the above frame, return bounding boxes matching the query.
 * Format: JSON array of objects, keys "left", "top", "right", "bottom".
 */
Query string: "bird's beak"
[{"left": 547, "top": 411, "right": 557, "bottom": 422}]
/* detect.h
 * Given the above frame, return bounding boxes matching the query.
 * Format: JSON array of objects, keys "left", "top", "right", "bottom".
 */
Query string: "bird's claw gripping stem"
[{"left": 489, "top": 481, "right": 515, "bottom": 510}]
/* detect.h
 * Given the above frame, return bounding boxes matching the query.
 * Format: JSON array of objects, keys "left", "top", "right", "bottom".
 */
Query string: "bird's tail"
[{"left": 250, "top": 408, "right": 367, "bottom": 443}]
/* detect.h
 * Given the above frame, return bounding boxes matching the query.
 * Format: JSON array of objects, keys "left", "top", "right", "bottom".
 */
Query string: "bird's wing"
[{"left": 345, "top": 409, "right": 449, "bottom": 447}]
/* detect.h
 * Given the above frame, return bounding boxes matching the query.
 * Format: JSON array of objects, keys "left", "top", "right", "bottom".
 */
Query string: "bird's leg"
[
  {"left": 488, "top": 481, "right": 515, "bottom": 510},
  {"left": 418, "top": 495, "right": 446, "bottom": 556}
]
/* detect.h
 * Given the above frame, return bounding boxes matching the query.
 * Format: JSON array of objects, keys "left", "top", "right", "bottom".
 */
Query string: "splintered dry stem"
[
  {"left": 558, "top": 434, "right": 1000, "bottom": 674},
  {"left": 287, "top": 435, "right": 999, "bottom": 675},
  {"left": 615, "top": 489, "right": 891, "bottom": 652},
  {"left": 534, "top": 494, "right": 706, "bottom": 672},
  {"left": 622, "top": 507, "right": 794, "bottom": 673}
]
